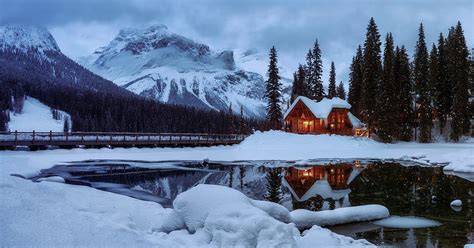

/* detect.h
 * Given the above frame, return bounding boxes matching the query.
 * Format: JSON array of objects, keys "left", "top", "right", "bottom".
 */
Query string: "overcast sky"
[{"left": 1, "top": 0, "right": 472, "bottom": 82}]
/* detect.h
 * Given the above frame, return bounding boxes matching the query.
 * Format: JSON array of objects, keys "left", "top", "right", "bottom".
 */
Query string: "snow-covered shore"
[{"left": 1, "top": 131, "right": 473, "bottom": 247}]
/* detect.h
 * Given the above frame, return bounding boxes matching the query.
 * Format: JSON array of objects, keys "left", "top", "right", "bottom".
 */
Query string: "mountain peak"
[{"left": 0, "top": 24, "right": 60, "bottom": 54}]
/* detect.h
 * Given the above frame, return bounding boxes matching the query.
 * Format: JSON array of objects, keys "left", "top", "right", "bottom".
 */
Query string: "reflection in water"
[
  {"left": 33, "top": 160, "right": 473, "bottom": 247},
  {"left": 282, "top": 163, "right": 362, "bottom": 211}
]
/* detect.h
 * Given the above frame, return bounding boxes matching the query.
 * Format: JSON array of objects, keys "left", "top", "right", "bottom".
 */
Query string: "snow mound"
[
  {"left": 298, "top": 225, "right": 374, "bottom": 247},
  {"left": 450, "top": 199, "right": 462, "bottom": 207},
  {"left": 7, "top": 97, "right": 70, "bottom": 132},
  {"left": 290, "top": 205, "right": 389, "bottom": 229},
  {"left": 373, "top": 216, "right": 441, "bottom": 229},
  {"left": 171, "top": 184, "right": 297, "bottom": 247}
]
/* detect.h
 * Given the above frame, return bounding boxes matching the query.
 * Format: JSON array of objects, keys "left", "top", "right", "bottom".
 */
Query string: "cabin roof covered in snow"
[
  {"left": 284, "top": 96, "right": 352, "bottom": 120},
  {"left": 284, "top": 96, "right": 363, "bottom": 128}
]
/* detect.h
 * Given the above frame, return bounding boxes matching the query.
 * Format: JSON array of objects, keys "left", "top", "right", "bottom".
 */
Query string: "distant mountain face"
[
  {"left": 81, "top": 25, "right": 291, "bottom": 118},
  {"left": 0, "top": 24, "right": 131, "bottom": 96},
  {"left": 0, "top": 25, "right": 60, "bottom": 56}
]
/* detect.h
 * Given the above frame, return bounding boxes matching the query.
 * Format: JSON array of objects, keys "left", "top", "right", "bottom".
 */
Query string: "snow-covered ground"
[
  {"left": 1, "top": 131, "right": 474, "bottom": 247},
  {"left": 7, "top": 97, "right": 70, "bottom": 132}
]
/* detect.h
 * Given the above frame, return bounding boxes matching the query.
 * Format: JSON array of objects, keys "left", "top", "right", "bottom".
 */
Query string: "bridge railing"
[{"left": 0, "top": 131, "right": 247, "bottom": 147}]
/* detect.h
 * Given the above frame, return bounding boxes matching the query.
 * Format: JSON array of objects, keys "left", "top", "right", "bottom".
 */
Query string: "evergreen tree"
[
  {"left": 265, "top": 46, "right": 283, "bottom": 130},
  {"left": 428, "top": 44, "right": 439, "bottom": 120},
  {"left": 336, "top": 81, "right": 346, "bottom": 99},
  {"left": 290, "top": 72, "right": 299, "bottom": 103},
  {"left": 265, "top": 168, "right": 282, "bottom": 203},
  {"left": 394, "top": 46, "right": 414, "bottom": 141},
  {"left": 309, "top": 40, "right": 324, "bottom": 101},
  {"left": 448, "top": 22, "right": 470, "bottom": 141},
  {"left": 63, "top": 117, "right": 70, "bottom": 133},
  {"left": 348, "top": 45, "right": 364, "bottom": 117},
  {"left": 328, "top": 62, "right": 337, "bottom": 98},
  {"left": 290, "top": 65, "right": 306, "bottom": 103},
  {"left": 304, "top": 49, "right": 314, "bottom": 97},
  {"left": 414, "top": 23, "right": 432, "bottom": 143},
  {"left": 378, "top": 33, "right": 396, "bottom": 142},
  {"left": 362, "top": 17, "right": 382, "bottom": 136},
  {"left": 435, "top": 33, "right": 451, "bottom": 135}
]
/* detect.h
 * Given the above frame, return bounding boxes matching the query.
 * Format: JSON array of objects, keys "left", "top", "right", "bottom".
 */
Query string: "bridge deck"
[{"left": 0, "top": 131, "right": 247, "bottom": 149}]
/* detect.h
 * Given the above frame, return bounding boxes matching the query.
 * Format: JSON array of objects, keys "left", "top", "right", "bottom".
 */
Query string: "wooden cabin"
[{"left": 283, "top": 96, "right": 363, "bottom": 136}]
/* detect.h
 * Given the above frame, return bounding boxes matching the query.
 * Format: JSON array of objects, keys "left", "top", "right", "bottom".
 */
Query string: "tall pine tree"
[
  {"left": 435, "top": 33, "right": 451, "bottom": 135},
  {"left": 395, "top": 46, "right": 414, "bottom": 141},
  {"left": 448, "top": 22, "right": 470, "bottom": 141},
  {"left": 336, "top": 81, "right": 346, "bottom": 99},
  {"left": 328, "top": 62, "right": 337, "bottom": 98},
  {"left": 309, "top": 40, "right": 324, "bottom": 101},
  {"left": 428, "top": 44, "right": 439, "bottom": 125},
  {"left": 265, "top": 46, "right": 283, "bottom": 130},
  {"left": 362, "top": 17, "right": 382, "bottom": 136},
  {"left": 378, "top": 33, "right": 396, "bottom": 142},
  {"left": 348, "top": 45, "right": 364, "bottom": 118},
  {"left": 290, "top": 65, "right": 306, "bottom": 103},
  {"left": 414, "top": 23, "right": 432, "bottom": 143}
]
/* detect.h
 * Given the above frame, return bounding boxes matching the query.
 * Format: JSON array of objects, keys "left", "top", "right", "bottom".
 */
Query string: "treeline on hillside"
[
  {"left": 0, "top": 50, "right": 265, "bottom": 134},
  {"left": 0, "top": 79, "right": 264, "bottom": 134},
  {"left": 283, "top": 18, "right": 473, "bottom": 143}
]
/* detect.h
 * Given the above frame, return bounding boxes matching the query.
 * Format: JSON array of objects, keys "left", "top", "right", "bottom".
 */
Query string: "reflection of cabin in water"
[
  {"left": 282, "top": 163, "right": 363, "bottom": 203},
  {"left": 283, "top": 96, "right": 364, "bottom": 136}
]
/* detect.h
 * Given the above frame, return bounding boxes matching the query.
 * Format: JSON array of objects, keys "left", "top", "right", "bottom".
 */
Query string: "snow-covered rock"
[
  {"left": 171, "top": 184, "right": 297, "bottom": 247},
  {"left": 373, "top": 216, "right": 441, "bottom": 229},
  {"left": 7, "top": 97, "right": 70, "bottom": 132},
  {"left": 80, "top": 25, "right": 291, "bottom": 117},
  {"left": 297, "top": 225, "right": 374, "bottom": 247},
  {"left": 450, "top": 199, "right": 462, "bottom": 207},
  {"left": 290, "top": 204, "right": 389, "bottom": 229}
]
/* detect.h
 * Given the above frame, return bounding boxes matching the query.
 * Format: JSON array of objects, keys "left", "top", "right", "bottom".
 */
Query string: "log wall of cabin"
[{"left": 326, "top": 108, "right": 355, "bottom": 136}]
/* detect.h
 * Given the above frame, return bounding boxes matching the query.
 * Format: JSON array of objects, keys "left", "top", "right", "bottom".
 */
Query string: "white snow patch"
[
  {"left": 37, "top": 176, "right": 65, "bottom": 183},
  {"left": 298, "top": 225, "right": 374, "bottom": 247},
  {"left": 290, "top": 204, "right": 389, "bottom": 229},
  {"left": 373, "top": 216, "right": 442, "bottom": 229},
  {"left": 450, "top": 199, "right": 462, "bottom": 207},
  {"left": 8, "top": 97, "right": 70, "bottom": 132}
]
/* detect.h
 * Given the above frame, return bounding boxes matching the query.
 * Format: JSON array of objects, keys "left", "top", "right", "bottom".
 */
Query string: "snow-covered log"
[{"left": 290, "top": 204, "right": 389, "bottom": 229}]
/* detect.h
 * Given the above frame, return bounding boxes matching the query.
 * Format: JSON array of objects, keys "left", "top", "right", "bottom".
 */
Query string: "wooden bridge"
[{"left": 0, "top": 131, "right": 247, "bottom": 150}]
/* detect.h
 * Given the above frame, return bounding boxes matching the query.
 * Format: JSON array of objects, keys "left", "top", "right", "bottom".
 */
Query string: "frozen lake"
[{"left": 31, "top": 159, "right": 474, "bottom": 247}]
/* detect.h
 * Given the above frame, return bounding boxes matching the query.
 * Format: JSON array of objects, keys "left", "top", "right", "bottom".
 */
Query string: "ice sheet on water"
[{"left": 373, "top": 216, "right": 441, "bottom": 229}]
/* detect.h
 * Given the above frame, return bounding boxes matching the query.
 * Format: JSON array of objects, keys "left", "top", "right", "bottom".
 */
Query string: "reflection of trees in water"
[
  {"left": 349, "top": 163, "right": 473, "bottom": 247},
  {"left": 265, "top": 168, "right": 282, "bottom": 203},
  {"left": 292, "top": 195, "right": 324, "bottom": 211},
  {"left": 239, "top": 166, "right": 245, "bottom": 191}
]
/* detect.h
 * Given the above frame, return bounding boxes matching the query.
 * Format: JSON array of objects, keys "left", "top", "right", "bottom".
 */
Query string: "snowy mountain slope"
[
  {"left": 8, "top": 97, "right": 70, "bottom": 132},
  {"left": 80, "top": 25, "right": 290, "bottom": 118},
  {"left": 0, "top": 25, "right": 60, "bottom": 56}
]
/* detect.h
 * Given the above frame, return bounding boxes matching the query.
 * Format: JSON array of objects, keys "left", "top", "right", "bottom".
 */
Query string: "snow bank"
[
  {"left": 290, "top": 205, "right": 389, "bottom": 229},
  {"left": 8, "top": 97, "right": 70, "bottom": 132},
  {"left": 298, "top": 225, "right": 374, "bottom": 247},
  {"left": 157, "top": 184, "right": 374, "bottom": 247},
  {"left": 373, "top": 216, "right": 441, "bottom": 229},
  {"left": 171, "top": 184, "right": 297, "bottom": 247}
]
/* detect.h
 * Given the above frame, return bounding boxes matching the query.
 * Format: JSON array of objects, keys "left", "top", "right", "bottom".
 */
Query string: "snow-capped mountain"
[
  {"left": 0, "top": 24, "right": 131, "bottom": 95},
  {"left": 0, "top": 24, "right": 60, "bottom": 58},
  {"left": 81, "top": 25, "right": 290, "bottom": 117}
]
